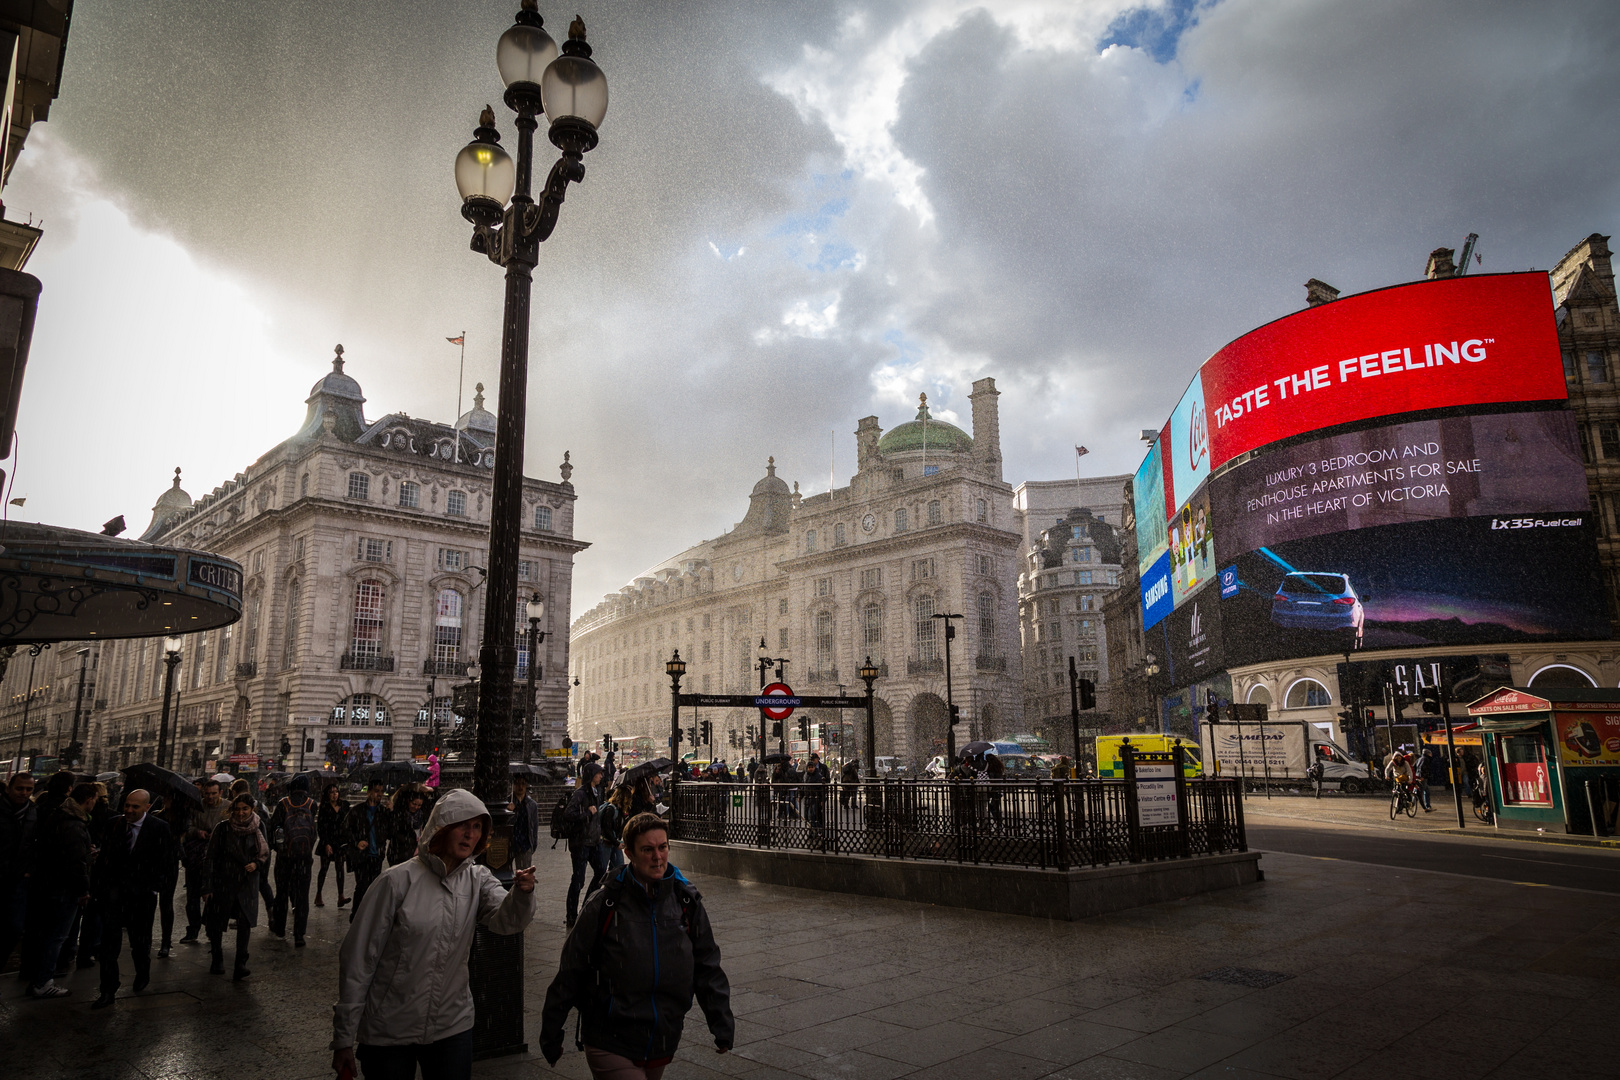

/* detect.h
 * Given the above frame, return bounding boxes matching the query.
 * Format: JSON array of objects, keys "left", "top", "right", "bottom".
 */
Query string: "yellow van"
[{"left": 1095, "top": 735, "right": 1203, "bottom": 778}]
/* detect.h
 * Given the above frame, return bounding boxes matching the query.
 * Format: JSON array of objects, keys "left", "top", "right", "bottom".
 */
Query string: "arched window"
[
  {"left": 434, "top": 589, "right": 464, "bottom": 665},
  {"left": 351, "top": 580, "right": 386, "bottom": 658},
  {"left": 1246, "top": 684, "right": 1273, "bottom": 706},
  {"left": 815, "top": 611, "right": 834, "bottom": 675},
  {"left": 977, "top": 592, "right": 996, "bottom": 654},
  {"left": 1528, "top": 664, "right": 1597, "bottom": 688},
  {"left": 863, "top": 604, "right": 883, "bottom": 652},
  {"left": 282, "top": 579, "right": 301, "bottom": 670},
  {"left": 1284, "top": 679, "right": 1332, "bottom": 709},
  {"left": 913, "top": 594, "right": 937, "bottom": 661}
]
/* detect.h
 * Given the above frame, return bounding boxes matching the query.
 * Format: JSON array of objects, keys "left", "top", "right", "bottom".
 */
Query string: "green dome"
[{"left": 877, "top": 394, "right": 973, "bottom": 455}]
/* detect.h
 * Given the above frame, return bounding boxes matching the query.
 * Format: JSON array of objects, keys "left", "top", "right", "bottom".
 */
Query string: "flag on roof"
[
  {"left": 446, "top": 335, "right": 464, "bottom": 345},
  {"left": 1075, "top": 446, "right": 1089, "bottom": 457}
]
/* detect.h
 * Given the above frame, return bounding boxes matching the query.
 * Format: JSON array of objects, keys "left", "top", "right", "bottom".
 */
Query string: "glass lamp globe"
[
  {"left": 542, "top": 21, "right": 609, "bottom": 130},
  {"left": 454, "top": 137, "right": 515, "bottom": 209},
  {"left": 496, "top": 20, "right": 558, "bottom": 89},
  {"left": 163, "top": 634, "right": 183, "bottom": 654},
  {"left": 526, "top": 595, "right": 545, "bottom": 622}
]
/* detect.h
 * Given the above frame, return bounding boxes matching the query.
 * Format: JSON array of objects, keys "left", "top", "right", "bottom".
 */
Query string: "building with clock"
[
  {"left": 569, "top": 379, "right": 1025, "bottom": 764},
  {"left": 58, "top": 347, "right": 585, "bottom": 774}
]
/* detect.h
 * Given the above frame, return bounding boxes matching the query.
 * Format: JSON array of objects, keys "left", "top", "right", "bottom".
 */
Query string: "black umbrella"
[
  {"left": 121, "top": 762, "right": 201, "bottom": 804},
  {"left": 352, "top": 760, "right": 430, "bottom": 788},
  {"left": 623, "top": 757, "right": 674, "bottom": 785},
  {"left": 959, "top": 741, "right": 994, "bottom": 759},
  {"left": 509, "top": 762, "right": 549, "bottom": 779},
  {"left": 762, "top": 753, "right": 792, "bottom": 765}
]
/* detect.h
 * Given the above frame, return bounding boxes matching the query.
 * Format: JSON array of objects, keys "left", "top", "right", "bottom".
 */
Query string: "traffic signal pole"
[
  {"left": 1438, "top": 668, "right": 1466, "bottom": 829},
  {"left": 1068, "top": 657, "right": 1082, "bottom": 764}
]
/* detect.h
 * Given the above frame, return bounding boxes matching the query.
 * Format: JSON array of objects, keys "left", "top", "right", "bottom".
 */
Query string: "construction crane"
[{"left": 1456, "top": 232, "right": 1479, "bottom": 275}]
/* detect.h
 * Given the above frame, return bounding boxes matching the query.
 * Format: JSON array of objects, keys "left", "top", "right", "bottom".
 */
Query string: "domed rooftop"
[
  {"left": 307, "top": 343, "right": 365, "bottom": 402},
  {"left": 751, "top": 456, "right": 790, "bottom": 497},
  {"left": 139, "top": 467, "right": 193, "bottom": 542},
  {"left": 877, "top": 393, "right": 973, "bottom": 455},
  {"left": 455, "top": 382, "right": 497, "bottom": 434}
]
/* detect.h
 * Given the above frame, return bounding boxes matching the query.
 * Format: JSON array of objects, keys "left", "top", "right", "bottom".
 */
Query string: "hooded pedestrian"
[
  {"left": 563, "top": 763, "right": 607, "bottom": 928},
  {"left": 203, "top": 793, "right": 267, "bottom": 980},
  {"left": 331, "top": 789, "right": 536, "bottom": 1080},
  {"left": 540, "top": 812, "right": 733, "bottom": 1078},
  {"left": 344, "top": 781, "right": 389, "bottom": 919}
]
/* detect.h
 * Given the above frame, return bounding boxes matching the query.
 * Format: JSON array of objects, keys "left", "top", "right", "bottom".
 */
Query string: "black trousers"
[
  {"left": 317, "top": 851, "right": 346, "bottom": 898},
  {"left": 158, "top": 866, "right": 177, "bottom": 947},
  {"left": 269, "top": 857, "right": 312, "bottom": 938},
  {"left": 99, "top": 892, "right": 157, "bottom": 995},
  {"left": 208, "top": 917, "right": 251, "bottom": 970},
  {"left": 183, "top": 864, "right": 206, "bottom": 936},
  {"left": 357, "top": 1029, "right": 474, "bottom": 1080},
  {"left": 350, "top": 858, "right": 383, "bottom": 920}
]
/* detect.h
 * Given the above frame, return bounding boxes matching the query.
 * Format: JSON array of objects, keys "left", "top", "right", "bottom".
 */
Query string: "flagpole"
[{"left": 455, "top": 331, "right": 466, "bottom": 463}]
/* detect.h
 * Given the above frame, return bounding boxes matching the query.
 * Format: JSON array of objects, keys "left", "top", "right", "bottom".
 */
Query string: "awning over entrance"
[{"left": 0, "top": 521, "right": 242, "bottom": 644}]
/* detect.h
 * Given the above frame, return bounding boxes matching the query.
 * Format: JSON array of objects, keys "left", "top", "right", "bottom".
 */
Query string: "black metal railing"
[
  {"left": 907, "top": 657, "right": 943, "bottom": 675},
  {"left": 669, "top": 778, "right": 1245, "bottom": 872},
  {"left": 975, "top": 654, "right": 1006, "bottom": 671},
  {"left": 423, "top": 659, "right": 470, "bottom": 676},
  {"left": 805, "top": 669, "right": 840, "bottom": 684},
  {"left": 235, "top": 662, "right": 257, "bottom": 678},
  {"left": 341, "top": 653, "right": 395, "bottom": 672}
]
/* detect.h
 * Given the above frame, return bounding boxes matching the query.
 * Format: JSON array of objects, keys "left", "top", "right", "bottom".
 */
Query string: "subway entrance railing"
[{"left": 669, "top": 775, "right": 1246, "bottom": 872}]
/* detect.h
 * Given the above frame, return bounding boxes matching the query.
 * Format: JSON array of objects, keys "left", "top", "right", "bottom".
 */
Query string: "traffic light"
[
  {"left": 949, "top": 703, "right": 961, "bottom": 726},
  {"left": 674, "top": 727, "right": 684, "bottom": 745},
  {"left": 280, "top": 738, "right": 292, "bottom": 758},
  {"left": 701, "top": 720, "right": 713, "bottom": 745},
  {"left": 771, "top": 720, "right": 783, "bottom": 739},
  {"left": 1420, "top": 688, "right": 1442, "bottom": 715},
  {"left": 1078, "top": 679, "right": 1097, "bottom": 711},
  {"left": 1206, "top": 689, "right": 1220, "bottom": 725},
  {"left": 798, "top": 716, "right": 809, "bottom": 742}
]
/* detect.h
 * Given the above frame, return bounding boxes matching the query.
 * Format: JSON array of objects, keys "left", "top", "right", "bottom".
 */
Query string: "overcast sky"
[{"left": 6, "top": 0, "right": 1618, "bottom": 615}]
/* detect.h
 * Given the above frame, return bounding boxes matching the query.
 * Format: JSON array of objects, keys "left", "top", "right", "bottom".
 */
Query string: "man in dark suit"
[{"left": 93, "top": 788, "right": 173, "bottom": 1008}]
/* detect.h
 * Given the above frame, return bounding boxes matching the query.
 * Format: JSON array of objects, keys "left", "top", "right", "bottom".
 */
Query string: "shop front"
[{"left": 1467, "top": 687, "right": 1620, "bottom": 835}]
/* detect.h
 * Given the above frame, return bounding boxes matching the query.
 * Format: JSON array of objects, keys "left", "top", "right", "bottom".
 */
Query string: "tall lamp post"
[
  {"left": 666, "top": 651, "right": 687, "bottom": 761},
  {"left": 859, "top": 657, "right": 880, "bottom": 778},
  {"left": 454, "top": 1, "right": 607, "bottom": 829},
  {"left": 930, "top": 612, "right": 964, "bottom": 766},
  {"left": 157, "top": 636, "right": 182, "bottom": 769},
  {"left": 10, "top": 644, "right": 47, "bottom": 775},
  {"left": 65, "top": 646, "right": 90, "bottom": 768},
  {"left": 523, "top": 593, "right": 544, "bottom": 763}
]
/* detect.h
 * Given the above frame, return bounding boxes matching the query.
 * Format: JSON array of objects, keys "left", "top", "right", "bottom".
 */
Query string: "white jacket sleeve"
[
  {"left": 474, "top": 865, "right": 536, "bottom": 936},
  {"left": 332, "top": 870, "right": 406, "bottom": 1050}
]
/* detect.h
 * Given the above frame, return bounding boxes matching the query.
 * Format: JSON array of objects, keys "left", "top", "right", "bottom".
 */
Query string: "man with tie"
[{"left": 93, "top": 789, "right": 173, "bottom": 1009}]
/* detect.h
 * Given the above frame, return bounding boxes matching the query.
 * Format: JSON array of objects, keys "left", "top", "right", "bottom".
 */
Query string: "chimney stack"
[
  {"left": 1425, "top": 248, "right": 1457, "bottom": 280},
  {"left": 969, "top": 378, "right": 1002, "bottom": 482},
  {"left": 1304, "top": 278, "right": 1339, "bottom": 307},
  {"left": 855, "top": 416, "right": 882, "bottom": 472}
]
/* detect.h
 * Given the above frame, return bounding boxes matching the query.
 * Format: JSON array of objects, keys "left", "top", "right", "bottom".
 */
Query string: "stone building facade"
[
  {"left": 1011, "top": 477, "right": 1130, "bottom": 751},
  {"left": 6, "top": 349, "right": 585, "bottom": 774},
  {"left": 570, "top": 380, "right": 1024, "bottom": 765}
]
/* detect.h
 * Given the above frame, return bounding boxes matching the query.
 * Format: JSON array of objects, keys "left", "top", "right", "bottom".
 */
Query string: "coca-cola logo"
[{"left": 1188, "top": 396, "right": 1208, "bottom": 472}]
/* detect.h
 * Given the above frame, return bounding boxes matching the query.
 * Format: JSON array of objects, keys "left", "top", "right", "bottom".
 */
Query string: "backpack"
[
  {"left": 279, "top": 797, "right": 319, "bottom": 860},
  {"left": 548, "top": 792, "right": 578, "bottom": 847}
]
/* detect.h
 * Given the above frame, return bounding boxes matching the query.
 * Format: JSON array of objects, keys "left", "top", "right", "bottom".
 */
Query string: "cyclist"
[{"left": 1384, "top": 750, "right": 1416, "bottom": 804}]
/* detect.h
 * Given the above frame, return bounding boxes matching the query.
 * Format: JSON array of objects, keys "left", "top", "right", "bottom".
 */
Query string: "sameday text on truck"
[
  {"left": 1202, "top": 720, "right": 1374, "bottom": 793},
  {"left": 1096, "top": 735, "right": 1203, "bottom": 779}
]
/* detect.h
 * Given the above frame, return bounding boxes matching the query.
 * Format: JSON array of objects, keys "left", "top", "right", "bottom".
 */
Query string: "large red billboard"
[{"left": 1156, "top": 273, "right": 1566, "bottom": 509}]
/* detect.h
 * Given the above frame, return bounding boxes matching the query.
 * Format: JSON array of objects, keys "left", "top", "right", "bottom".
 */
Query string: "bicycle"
[{"left": 1389, "top": 781, "right": 1418, "bottom": 819}]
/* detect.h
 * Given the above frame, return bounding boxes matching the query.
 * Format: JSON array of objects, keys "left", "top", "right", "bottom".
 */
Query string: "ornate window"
[
  {"left": 895, "top": 507, "right": 908, "bottom": 532},
  {"left": 1284, "top": 679, "right": 1331, "bottom": 709},
  {"left": 977, "top": 592, "right": 995, "bottom": 652},
  {"left": 216, "top": 622, "right": 234, "bottom": 683},
  {"left": 535, "top": 505, "right": 553, "bottom": 530},
  {"left": 351, "top": 580, "right": 386, "bottom": 659},
  {"left": 434, "top": 589, "right": 464, "bottom": 665},
  {"left": 834, "top": 523, "right": 846, "bottom": 546},
  {"left": 347, "top": 472, "right": 370, "bottom": 500},
  {"left": 805, "top": 529, "right": 817, "bottom": 553},
  {"left": 282, "top": 580, "right": 301, "bottom": 670},
  {"left": 859, "top": 568, "right": 882, "bottom": 591},
  {"left": 815, "top": 611, "right": 834, "bottom": 674},
  {"left": 928, "top": 499, "right": 941, "bottom": 525},
  {"left": 399, "top": 481, "right": 420, "bottom": 509},
  {"left": 191, "top": 631, "right": 209, "bottom": 689},
  {"left": 913, "top": 593, "right": 937, "bottom": 661},
  {"left": 446, "top": 490, "right": 468, "bottom": 516}
]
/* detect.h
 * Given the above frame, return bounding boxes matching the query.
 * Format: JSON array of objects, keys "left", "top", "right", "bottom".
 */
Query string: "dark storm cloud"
[{"left": 6, "top": 0, "right": 1618, "bottom": 613}]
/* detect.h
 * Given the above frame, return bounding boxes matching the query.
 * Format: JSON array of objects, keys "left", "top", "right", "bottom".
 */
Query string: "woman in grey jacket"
[{"left": 331, "top": 788, "right": 536, "bottom": 1080}]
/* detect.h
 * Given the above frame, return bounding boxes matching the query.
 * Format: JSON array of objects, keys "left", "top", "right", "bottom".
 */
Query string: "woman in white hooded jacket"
[{"left": 331, "top": 788, "right": 536, "bottom": 1080}]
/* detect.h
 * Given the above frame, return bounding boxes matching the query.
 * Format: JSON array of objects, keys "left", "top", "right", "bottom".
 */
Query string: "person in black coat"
[
  {"left": 202, "top": 794, "right": 267, "bottom": 980},
  {"left": 0, "top": 772, "right": 37, "bottom": 976},
  {"left": 92, "top": 789, "right": 173, "bottom": 1008},
  {"left": 315, "top": 782, "right": 349, "bottom": 908},
  {"left": 21, "top": 782, "right": 97, "bottom": 998},
  {"left": 343, "top": 782, "right": 390, "bottom": 920}
]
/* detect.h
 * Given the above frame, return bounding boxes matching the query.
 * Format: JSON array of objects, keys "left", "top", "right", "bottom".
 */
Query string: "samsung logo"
[{"left": 1145, "top": 575, "right": 1169, "bottom": 606}]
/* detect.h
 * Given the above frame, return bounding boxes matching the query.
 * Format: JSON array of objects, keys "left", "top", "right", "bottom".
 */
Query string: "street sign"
[
  {"left": 758, "top": 682, "right": 796, "bottom": 720},
  {"left": 1135, "top": 760, "right": 1180, "bottom": 827},
  {"left": 228, "top": 754, "right": 256, "bottom": 764}
]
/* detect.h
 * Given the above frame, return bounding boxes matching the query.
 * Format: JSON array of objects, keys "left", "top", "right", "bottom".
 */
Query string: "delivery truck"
[{"left": 1202, "top": 720, "right": 1374, "bottom": 792}]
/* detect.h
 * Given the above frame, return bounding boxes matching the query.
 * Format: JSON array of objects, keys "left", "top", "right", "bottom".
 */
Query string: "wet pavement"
[{"left": 2, "top": 833, "right": 1616, "bottom": 1080}]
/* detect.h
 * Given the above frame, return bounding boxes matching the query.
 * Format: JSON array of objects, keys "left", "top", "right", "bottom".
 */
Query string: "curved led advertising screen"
[{"left": 1132, "top": 272, "right": 1605, "bottom": 679}]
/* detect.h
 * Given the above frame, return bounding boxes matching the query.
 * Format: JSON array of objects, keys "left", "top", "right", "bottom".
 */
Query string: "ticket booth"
[{"left": 1467, "top": 687, "right": 1620, "bottom": 835}]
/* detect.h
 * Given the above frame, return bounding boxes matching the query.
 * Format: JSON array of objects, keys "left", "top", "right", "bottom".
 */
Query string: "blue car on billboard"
[{"left": 1270, "top": 572, "right": 1364, "bottom": 644}]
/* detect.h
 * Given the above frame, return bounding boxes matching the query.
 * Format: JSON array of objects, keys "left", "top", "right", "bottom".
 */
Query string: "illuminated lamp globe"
[
  {"left": 454, "top": 109, "right": 515, "bottom": 220},
  {"left": 496, "top": 4, "right": 558, "bottom": 91},
  {"left": 542, "top": 18, "right": 609, "bottom": 133}
]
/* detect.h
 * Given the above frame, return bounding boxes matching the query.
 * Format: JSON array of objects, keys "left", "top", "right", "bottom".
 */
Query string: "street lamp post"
[
  {"left": 426, "top": 675, "right": 439, "bottom": 754},
  {"left": 524, "top": 593, "right": 544, "bottom": 763},
  {"left": 859, "top": 657, "right": 880, "bottom": 778},
  {"left": 454, "top": 1, "right": 607, "bottom": 827},
  {"left": 10, "top": 644, "right": 47, "bottom": 775},
  {"left": 930, "top": 612, "right": 964, "bottom": 766},
  {"left": 157, "top": 636, "right": 182, "bottom": 769},
  {"left": 666, "top": 651, "right": 687, "bottom": 761},
  {"left": 66, "top": 646, "right": 90, "bottom": 768}
]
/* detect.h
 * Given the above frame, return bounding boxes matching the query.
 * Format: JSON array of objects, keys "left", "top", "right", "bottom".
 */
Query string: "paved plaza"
[{"left": 2, "top": 827, "right": 1616, "bottom": 1080}]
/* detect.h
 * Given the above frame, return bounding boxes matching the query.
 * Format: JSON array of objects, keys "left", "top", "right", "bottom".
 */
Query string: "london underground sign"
[{"left": 757, "top": 683, "right": 797, "bottom": 720}]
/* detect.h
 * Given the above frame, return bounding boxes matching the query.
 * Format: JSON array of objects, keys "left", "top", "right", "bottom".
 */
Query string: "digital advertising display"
[{"left": 1134, "top": 272, "right": 1607, "bottom": 675}]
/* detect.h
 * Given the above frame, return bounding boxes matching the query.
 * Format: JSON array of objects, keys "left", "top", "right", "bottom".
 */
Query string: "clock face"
[{"left": 861, "top": 512, "right": 877, "bottom": 534}]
